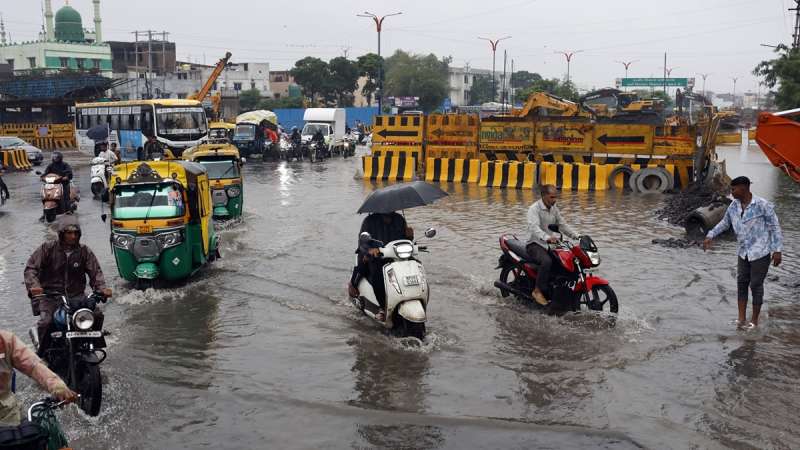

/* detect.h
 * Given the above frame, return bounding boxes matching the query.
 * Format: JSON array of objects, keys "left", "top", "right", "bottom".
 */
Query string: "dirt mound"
[{"left": 656, "top": 179, "right": 730, "bottom": 227}]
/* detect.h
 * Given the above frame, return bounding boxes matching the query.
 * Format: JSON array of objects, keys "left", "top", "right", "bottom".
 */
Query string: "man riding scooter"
[
  {"left": 24, "top": 215, "right": 112, "bottom": 357},
  {"left": 349, "top": 212, "right": 414, "bottom": 320},
  {"left": 41, "top": 151, "right": 73, "bottom": 214},
  {"left": 526, "top": 185, "right": 580, "bottom": 306}
]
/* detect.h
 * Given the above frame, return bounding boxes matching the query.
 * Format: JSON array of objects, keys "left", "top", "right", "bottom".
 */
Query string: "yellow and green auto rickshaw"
[
  {"left": 182, "top": 143, "right": 244, "bottom": 220},
  {"left": 107, "top": 160, "right": 220, "bottom": 289},
  {"left": 208, "top": 121, "right": 236, "bottom": 143}
]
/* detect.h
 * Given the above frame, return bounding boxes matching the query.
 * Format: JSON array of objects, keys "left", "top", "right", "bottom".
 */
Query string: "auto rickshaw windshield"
[
  {"left": 113, "top": 183, "right": 185, "bottom": 219},
  {"left": 234, "top": 124, "right": 255, "bottom": 140},
  {"left": 199, "top": 158, "right": 240, "bottom": 179}
]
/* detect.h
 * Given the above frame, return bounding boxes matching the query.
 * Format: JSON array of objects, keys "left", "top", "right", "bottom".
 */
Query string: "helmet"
[
  {"left": 52, "top": 151, "right": 63, "bottom": 163},
  {"left": 57, "top": 215, "right": 82, "bottom": 240},
  {"left": 292, "top": 126, "right": 297, "bottom": 131}
]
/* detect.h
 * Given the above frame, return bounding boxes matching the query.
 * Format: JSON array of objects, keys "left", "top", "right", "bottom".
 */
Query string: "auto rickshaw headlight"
[
  {"left": 73, "top": 308, "right": 95, "bottom": 331},
  {"left": 156, "top": 230, "right": 183, "bottom": 249},
  {"left": 112, "top": 233, "right": 134, "bottom": 250},
  {"left": 226, "top": 186, "right": 241, "bottom": 198}
]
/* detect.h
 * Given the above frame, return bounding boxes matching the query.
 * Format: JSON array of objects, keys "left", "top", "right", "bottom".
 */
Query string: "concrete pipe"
[
  {"left": 607, "top": 166, "right": 634, "bottom": 191},
  {"left": 685, "top": 202, "right": 727, "bottom": 237},
  {"left": 633, "top": 167, "right": 672, "bottom": 194}
]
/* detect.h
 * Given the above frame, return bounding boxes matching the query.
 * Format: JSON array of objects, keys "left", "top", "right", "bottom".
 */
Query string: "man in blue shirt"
[{"left": 703, "top": 176, "right": 783, "bottom": 327}]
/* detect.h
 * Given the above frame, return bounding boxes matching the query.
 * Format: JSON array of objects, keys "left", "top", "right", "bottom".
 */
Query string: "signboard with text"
[{"left": 617, "top": 77, "right": 694, "bottom": 88}]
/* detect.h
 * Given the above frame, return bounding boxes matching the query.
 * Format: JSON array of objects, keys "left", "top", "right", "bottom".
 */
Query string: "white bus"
[{"left": 75, "top": 99, "right": 208, "bottom": 161}]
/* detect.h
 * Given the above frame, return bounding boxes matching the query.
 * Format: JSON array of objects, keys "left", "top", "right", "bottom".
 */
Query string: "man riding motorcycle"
[
  {"left": 0, "top": 329, "right": 76, "bottom": 427},
  {"left": 311, "top": 129, "right": 327, "bottom": 157},
  {"left": 526, "top": 184, "right": 580, "bottom": 306},
  {"left": 349, "top": 212, "right": 414, "bottom": 320},
  {"left": 24, "top": 216, "right": 112, "bottom": 356},
  {"left": 41, "top": 151, "right": 73, "bottom": 213}
]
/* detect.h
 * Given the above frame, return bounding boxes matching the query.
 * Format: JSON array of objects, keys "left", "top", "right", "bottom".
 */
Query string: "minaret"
[
  {"left": 93, "top": 0, "right": 102, "bottom": 43},
  {"left": 44, "top": 0, "right": 54, "bottom": 41}
]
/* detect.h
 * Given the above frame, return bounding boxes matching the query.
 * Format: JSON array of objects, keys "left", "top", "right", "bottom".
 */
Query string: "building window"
[
  {"left": 243, "top": 63, "right": 248, "bottom": 72},
  {"left": 177, "top": 72, "right": 187, "bottom": 80},
  {"left": 59, "top": 57, "right": 69, "bottom": 68},
  {"left": 28, "top": 57, "right": 36, "bottom": 68},
  {"left": 251, "top": 81, "right": 256, "bottom": 90},
  {"left": 274, "top": 93, "right": 281, "bottom": 99},
  {"left": 5, "top": 59, "right": 13, "bottom": 70},
  {"left": 464, "top": 74, "right": 468, "bottom": 84},
  {"left": 275, "top": 75, "right": 284, "bottom": 82},
  {"left": 234, "top": 82, "right": 242, "bottom": 91},
  {"left": 76, "top": 59, "right": 85, "bottom": 70},
  {"left": 177, "top": 93, "right": 187, "bottom": 99},
  {"left": 93, "top": 59, "right": 101, "bottom": 69}
]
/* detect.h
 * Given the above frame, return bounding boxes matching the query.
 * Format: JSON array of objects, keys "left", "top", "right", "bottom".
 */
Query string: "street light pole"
[
  {"left": 478, "top": 36, "right": 511, "bottom": 102},
  {"left": 731, "top": 76, "right": 738, "bottom": 107},
  {"left": 697, "top": 73, "right": 710, "bottom": 97},
  {"left": 556, "top": 50, "right": 582, "bottom": 86},
  {"left": 615, "top": 60, "right": 638, "bottom": 90},
  {"left": 358, "top": 11, "right": 402, "bottom": 112}
]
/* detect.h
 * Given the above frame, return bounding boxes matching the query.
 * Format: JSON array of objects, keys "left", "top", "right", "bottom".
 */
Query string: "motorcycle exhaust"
[{"left": 494, "top": 280, "right": 534, "bottom": 302}]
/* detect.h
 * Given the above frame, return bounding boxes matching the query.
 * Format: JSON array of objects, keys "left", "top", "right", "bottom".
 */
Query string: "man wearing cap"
[{"left": 703, "top": 176, "right": 783, "bottom": 327}]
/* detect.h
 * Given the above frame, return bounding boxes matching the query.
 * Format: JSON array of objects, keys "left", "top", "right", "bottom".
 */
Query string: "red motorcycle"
[{"left": 494, "top": 225, "right": 618, "bottom": 314}]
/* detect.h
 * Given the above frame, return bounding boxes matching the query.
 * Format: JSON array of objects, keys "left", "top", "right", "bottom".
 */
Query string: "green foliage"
[
  {"left": 384, "top": 50, "right": 450, "bottom": 112},
  {"left": 510, "top": 70, "right": 543, "bottom": 89},
  {"left": 328, "top": 56, "right": 360, "bottom": 107},
  {"left": 290, "top": 57, "right": 331, "bottom": 103},
  {"left": 257, "top": 96, "right": 304, "bottom": 110},
  {"left": 238, "top": 88, "right": 262, "bottom": 111},
  {"left": 753, "top": 44, "right": 800, "bottom": 110},
  {"left": 356, "top": 53, "right": 383, "bottom": 105},
  {"left": 469, "top": 74, "right": 496, "bottom": 105},
  {"left": 290, "top": 56, "right": 360, "bottom": 107},
  {"left": 515, "top": 77, "right": 579, "bottom": 103}
]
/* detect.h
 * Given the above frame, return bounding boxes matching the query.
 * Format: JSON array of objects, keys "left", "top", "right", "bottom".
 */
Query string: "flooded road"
[{"left": 0, "top": 144, "right": 797, "bottom": 449}]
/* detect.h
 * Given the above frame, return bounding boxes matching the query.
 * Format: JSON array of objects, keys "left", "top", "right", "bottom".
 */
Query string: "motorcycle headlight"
[
  {"left": 226, "top": 186, "right": 241, "bottom": 198},
  {"left": 156, "top": 230, "right": 183, "bottom": 249},
  {"left": 387, "top": 268, "right": 403, "bottom": 295},
  {"left": 73, "top": 308, "right": 95, "bottom": 331},
  {"left": 588, "top": 252, "right": 601, "bottom": 267},
  {"left": 395, "top": 243, "right": 414, "bottom": 259},
  {"left": 112, "top": 233, "right": 134, "bottom": 250}
]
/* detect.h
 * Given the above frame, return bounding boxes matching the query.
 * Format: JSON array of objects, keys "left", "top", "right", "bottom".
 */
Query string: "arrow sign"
[
  {"left": 597, "top": 134, "right": 645, "bottom": 146},
  {"left": 432, "top": 128, "right": 444, "bottom": 138},
  {"left": 378, "top": 129, "right": 419, "bottom": 138}
]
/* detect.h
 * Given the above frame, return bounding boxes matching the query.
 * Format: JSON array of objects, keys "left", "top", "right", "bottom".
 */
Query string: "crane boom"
[{"left": 190, "top": 51, "right": 232, "bottom": 102}]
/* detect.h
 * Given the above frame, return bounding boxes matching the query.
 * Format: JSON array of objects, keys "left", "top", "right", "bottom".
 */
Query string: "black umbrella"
[
  {"left": 86, "top": 124, "right": 109, "bottom": 141},
  {"left": 357, "top": 181, "right": 448, "bottom": 214}
]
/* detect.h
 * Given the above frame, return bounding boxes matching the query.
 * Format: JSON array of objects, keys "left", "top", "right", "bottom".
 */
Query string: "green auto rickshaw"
[
  {"left": 182, "top": 143, "right": 244, "bottom": 220},
  {"left": 108, "top": 160, "right": 220, "bottom": 289}
]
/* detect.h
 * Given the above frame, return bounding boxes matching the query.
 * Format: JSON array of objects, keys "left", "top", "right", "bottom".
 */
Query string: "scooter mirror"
[
  {"left": 548, "top": 224, "right": 560, "bottom": 233},
  {"left": 241, "top": 157, "right": 246, "bottom": 164},
  {"left": 359, "top": 232, "right": 372, "bottom": 243},
  {"left": 100, "top": 213, "right": 107, "bottom": 223},
  {"left": 424, "top": 227, "right": 437, "bottom": 238},
  {"left": 35, "top": 170, "right": 42, "bottom": 175}
]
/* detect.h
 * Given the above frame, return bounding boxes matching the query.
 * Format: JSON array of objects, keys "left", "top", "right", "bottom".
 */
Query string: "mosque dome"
[{"left": 54, "top": 5, "right": 85, "bottom": 42}]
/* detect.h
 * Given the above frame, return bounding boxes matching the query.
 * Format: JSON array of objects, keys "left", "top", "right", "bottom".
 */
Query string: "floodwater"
[{"left": 0, "top": 143, "right": 797, "bottom": 449}]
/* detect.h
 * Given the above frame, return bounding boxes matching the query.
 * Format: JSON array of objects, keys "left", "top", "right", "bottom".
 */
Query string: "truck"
[{"left": 301, "top": 108, "right": 346, "bottom": 152}]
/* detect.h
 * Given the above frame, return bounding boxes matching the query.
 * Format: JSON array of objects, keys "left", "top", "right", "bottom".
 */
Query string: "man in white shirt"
[
  {"left": 97, "top": 142, "right": 118, "bottom": 165},
  {"left": 526, "top": 185, "right": 580, "bottom": 305}
]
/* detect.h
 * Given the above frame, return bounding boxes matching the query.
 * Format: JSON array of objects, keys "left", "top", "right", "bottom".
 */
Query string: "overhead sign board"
[{"left": 617, "top": 78, "right": 694, "bottom": 88}]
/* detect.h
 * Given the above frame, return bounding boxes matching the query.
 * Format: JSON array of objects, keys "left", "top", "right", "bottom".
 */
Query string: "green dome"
[{"left": 54, "top": 5, "right": 85, "bottom": 42}]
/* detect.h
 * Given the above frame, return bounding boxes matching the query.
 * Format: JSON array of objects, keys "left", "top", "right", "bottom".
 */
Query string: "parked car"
[{"left": 0, "top": 136, "right": 44, "bottom": 165}]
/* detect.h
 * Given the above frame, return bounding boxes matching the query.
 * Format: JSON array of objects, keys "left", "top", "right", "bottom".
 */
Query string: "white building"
[
  {"left": 0, "top": 0, "right": 112, "bottom": 77},
  {"left": 448, "top": 66, "right": 492, "bottom": 106}
]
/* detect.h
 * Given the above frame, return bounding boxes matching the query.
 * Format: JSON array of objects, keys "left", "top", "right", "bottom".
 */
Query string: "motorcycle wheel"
[
  {"left": 499, "top": 265, "right": 530, "bottom": 299},
  {"left": 91, "top": 182, "right": 103, "bottom": 196},
  {"left": 588, "top": 284, "right": 619, "bottom": 314},
  {"left": 136, "top": 278, "right": 154, "bottom": 291},
  {"left": 44, "top": 210, "right": 56, "bottom": 223},
  {"left": 399, "top": 318, "right": 425, "bottom": 340},
  {"left": 77, "top": 363, "right": 102, "bottom": 416}
]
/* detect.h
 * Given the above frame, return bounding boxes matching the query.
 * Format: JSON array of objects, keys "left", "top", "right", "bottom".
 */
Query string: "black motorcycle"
[{"left": 30, "top": 292, "right": 108, "bottom": 416}]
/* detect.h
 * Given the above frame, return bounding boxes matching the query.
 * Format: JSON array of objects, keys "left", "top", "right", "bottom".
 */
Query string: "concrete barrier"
[
  {"left": 478, "top": 161, "right": 536, "bottom": 189},
  {"left": 425, "top": 158, "right": 481, "bottom": 183},
  {"left": 361, "top": 156, "right": 415, "bottom": 181}
]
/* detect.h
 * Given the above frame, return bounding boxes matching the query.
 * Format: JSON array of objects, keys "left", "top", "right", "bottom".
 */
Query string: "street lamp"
[
  {"left": 358, "top": 11, "right": 402, "bottom": 112},
  {"left": 731, "top": 76, "right": 739, "bottom": 107},
  {"left": 615, "top": 60, "right": 638, "bottom": 90},
  {"left": 556, "top": 50, "right": 582, "bottom": 86},
  {"left": 697, "top": 73, "right": 711, "bottom": 97},
  {"left": 665, "top": 66, "right": 679, "bottom": 76},
  {"left": 478, "top": 36, "right": 511, "bottom": 102}
]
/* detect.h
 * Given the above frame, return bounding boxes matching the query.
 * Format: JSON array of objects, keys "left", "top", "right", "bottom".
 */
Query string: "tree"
[
  {"left": 753, "top": 44, "right": 800, "bottom": 110},
  {"left": 515, "top": 77, "right": 579, "bottom": 103},
  {"left": 511, "top": 70, "right": 543, "bottom": 89},
  {"left": 328, "top": 56, "right": 360, "bottom": 107},
  {"left": 356, "top": 53, "right": 383, "bottom": 106},
  {"left": 238, "top": 88, "right": 262, "bottom": 111},
  {"left": 290, "top": 57, "right": 332, "bottom": 104},
  {"left": 384, "top": 50, "right": 450, "bottom": 112},
  {"left": 469, "top": 74, "right": 496, "bottom": 105}
]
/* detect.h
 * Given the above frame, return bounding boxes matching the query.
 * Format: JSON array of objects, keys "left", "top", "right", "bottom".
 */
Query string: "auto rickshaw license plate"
[
  {"left": 66, "top": 331, "right": 102, "bottom": 339},
  {"left": 137, "top": 225, "right": 153, "bottom": 234}
]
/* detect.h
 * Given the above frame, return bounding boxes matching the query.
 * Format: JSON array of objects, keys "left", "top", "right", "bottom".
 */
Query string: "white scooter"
[
  {"left": 89, "top": 156, "right": 112, "bottom": 198},
  {"left": 351, "top": 228, "right": 436, "bottom": 339}
]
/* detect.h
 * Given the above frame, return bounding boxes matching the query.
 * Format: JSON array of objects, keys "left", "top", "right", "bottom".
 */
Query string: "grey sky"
[{"left": 1, "top": 0, "right": 793, "bottom": 94}]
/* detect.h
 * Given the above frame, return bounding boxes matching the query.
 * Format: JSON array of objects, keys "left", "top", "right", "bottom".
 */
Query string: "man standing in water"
[{"left": 703, "top": 176, "right": 783, "bottom": 327}]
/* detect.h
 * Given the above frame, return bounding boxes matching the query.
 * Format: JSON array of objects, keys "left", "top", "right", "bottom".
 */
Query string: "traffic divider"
[
  {"left": 425, "top": 145, "right": 478, "bottom": 161},
  {"left": 538, "top": 162, "right": 610, "bottom": 191},
  {"left": 425, "top": 158, "right": 481, "bottom": 183},
  {"left": 370, "top": 145, "right": 423, "bottom": 170},
  {"left": 371, "top": 115, "right": 424, "bottom": 145},
  {"left": 425, "top": 113, "right": 479, "bottom": 146},
  {"left": 478, "top": 161, "right": 536, "bottom": 189},
  {"left": 1, "top": 149, "right": 32, "bottom": 170},
  {"left": 362, "top": 156, "right": 415, "bottom": 181}
]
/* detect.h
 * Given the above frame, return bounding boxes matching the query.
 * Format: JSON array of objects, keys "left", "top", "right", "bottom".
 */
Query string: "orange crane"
[
  {"left": 189, "top": 51, "right": 232, "bottom": 120},
  {"left": 755, "top": 109, "right": 800, "bottom": 183}
]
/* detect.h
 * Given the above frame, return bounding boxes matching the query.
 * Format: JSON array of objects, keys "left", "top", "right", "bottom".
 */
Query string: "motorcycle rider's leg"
[
  {"left": 36, "top": 296, "right": 60, "bottom": 357},
  {"left": 61, "top": 181, "right": 71, "bottom": 212},
  {"left": 526, "top": 243, "right": 552, "bottom": 306},
  {"left": 368, "top": 259, "right": 387, "bottom": 319}
]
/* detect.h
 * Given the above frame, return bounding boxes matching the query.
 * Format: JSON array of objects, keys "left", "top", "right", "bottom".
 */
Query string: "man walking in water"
[{"left": 704, "top": 176, "right": 783, "bottom": 327}]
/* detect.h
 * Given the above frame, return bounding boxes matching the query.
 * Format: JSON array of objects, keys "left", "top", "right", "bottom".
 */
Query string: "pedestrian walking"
[{"left": 703, "top": 176, "right": 783, "bottom": 327}]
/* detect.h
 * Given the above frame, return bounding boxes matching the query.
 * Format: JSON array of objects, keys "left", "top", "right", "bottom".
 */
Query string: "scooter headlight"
[
  {"left": 112, "top": 233, "right": 134, "bottom": 250},
  {"left": 226, "top": 186, "right": 241, "bottom": 198},
  {"left": 156, "top": 230, "right": 183, "bottom": 249},
  {"left": 395, "top": 243, "right": 414, "bottom": 259},
  {"left": 73, "top": 308, "right": 95, "bottom": 331},
  {"left": 386, "top": 268, "right": 403, "bottom": 295}
]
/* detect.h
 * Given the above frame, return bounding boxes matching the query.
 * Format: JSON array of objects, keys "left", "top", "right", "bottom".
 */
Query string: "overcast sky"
[{"left": 1, "top": 0, "right": 793, "bottom": 94}]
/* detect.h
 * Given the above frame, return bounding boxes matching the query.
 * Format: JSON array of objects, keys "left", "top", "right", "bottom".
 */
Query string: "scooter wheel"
[{"left": 44, "top": 210, "right": 56, "bottom": 223}]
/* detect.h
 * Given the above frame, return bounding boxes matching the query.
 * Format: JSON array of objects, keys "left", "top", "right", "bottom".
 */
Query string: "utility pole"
[
  {"left": 697, "top": 73, "right": 710, "bottom": 97},
  {"left": 510, "top": 58, "right": 515, "bottom": 106},
  {"left": 478, "top": 36, "right": 511, "bottom": 103},
  {"left": 615, "top": 60, "right": 638, "bottom": 90},
  {"left": 502, "top": 49, "right": 508, "bottom": 112},
  {"left": 556, "top": 50, "right": 582, "bottom": 87},
  {"left": 662, "top": 52, "right": 667, "bottom": 96},
  {"left": 731, "top": 77, "right": 739, "bottom": 107},
  {"left": 358, "top": 11, "right": 402, "bottom": 112},
  {"left": 791, "top": 0, "right": 800, "bottom": 48}
]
